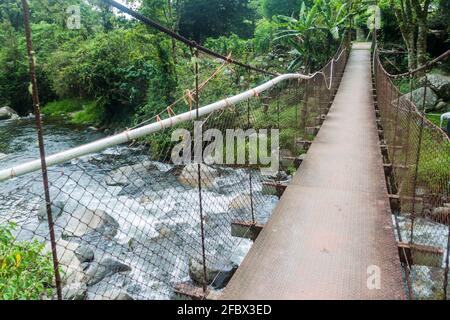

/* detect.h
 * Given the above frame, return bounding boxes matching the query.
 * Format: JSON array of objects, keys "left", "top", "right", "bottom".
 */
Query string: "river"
[{"left": 0, "top": 117, "right": 278, "bottom": 300}]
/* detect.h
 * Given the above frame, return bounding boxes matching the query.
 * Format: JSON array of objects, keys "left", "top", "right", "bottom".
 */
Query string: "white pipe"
[{"left": 0, "top": 73, "right": 309, "bottom": 182}]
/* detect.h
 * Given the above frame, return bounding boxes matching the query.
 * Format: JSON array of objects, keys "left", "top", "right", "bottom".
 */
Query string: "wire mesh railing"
[
  {"left": 0, "top": 28, "right": 350, "bottom": 299},
  {"left": 374, "top": 50, "right": 450, "bottom": 300}
]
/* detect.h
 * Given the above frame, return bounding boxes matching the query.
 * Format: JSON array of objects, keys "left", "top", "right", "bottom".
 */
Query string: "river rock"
[
  {"left": 188, "top": 255, "right": 238, "bottom": 289},
  {"left": 83, "top": 257, "right": 131, "bottom": 286},
  {"left": 0, "top": 106, "right": 19, "bottom": 120},
  {"left": 37, "top": 200, "right": 65, "bottom": 222},
  {"left": 61, "top": 208, "right": 119, "bottom": 239},
  {"left": 178, "top": 163, "right": 219, "bottom": 188},
  {"left": 431, "top": 207, "right": 450, "bottom": 223},
  {"left": 402, "top": 87, "right": 438, "bottom": 111},
  {"left": 420, "top": 74, "right": 450, "bottom": 100},
  {"left": 75, "top": 245, "right": 95, "bottom": 263},
  {"left": 433, "top": 101, "right": 449, "bottom": 112},
  {"left": 62, "top": 282, "right": 87, "bottom": 300},
  {"left": 0, "top": 153, "right": 7, "bottom": 160},
  {"left": 44, "top": 240, "right": 85, "bottom": 285},
  {"left": 105, "top": 161, "right": 156, "bottom": 186},
  {"left": 229, "top": 194, "right": 252, "bottom": 211}
]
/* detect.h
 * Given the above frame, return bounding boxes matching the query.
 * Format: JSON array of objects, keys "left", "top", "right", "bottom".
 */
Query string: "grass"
[{"left": 42, "top": 99, "right": 85, "bottom": 117}]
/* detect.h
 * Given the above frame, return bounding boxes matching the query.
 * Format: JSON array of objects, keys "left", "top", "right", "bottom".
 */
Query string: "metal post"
[
  {"left": 410, "top": 77, "right": 427, "bottom": 244},
  {"left": 444, "top": 226, "right": 450, "bottom": 300},
  {"left": 21, "top": 0, "right": 62, "bottom": 300},
  {"left": 193, "top": 47, "right": 208, "bottom": 295},
  {"left": 247, "top": 98, "right": 255, "bottom": 224}
]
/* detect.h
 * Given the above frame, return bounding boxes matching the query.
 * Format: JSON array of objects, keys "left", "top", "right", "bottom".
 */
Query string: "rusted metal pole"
[
  {"left": 193, "top": 47, "right": 208, "bottom": 295},
  {"left": 410, "top": 77, "right": 427, "bottom": 244},
  {"left": 21, "top": 0, "right": 62, "bottom": 300},
  {"left": 444, "top": 226, "right": 450, "bottom": 300}
]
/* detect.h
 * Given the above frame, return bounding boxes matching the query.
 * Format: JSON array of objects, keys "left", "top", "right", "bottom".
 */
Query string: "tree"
[
  {"left": 275, "top": 0, "right": 349, "bottom": 71},
  {"left": 389, "top": 0, "right": 435, "bottom": 70},
  {"left": 178, "top": 0, "right": 256, "bottom": 43},
  {"left": 261, "top": 0, "right": 310, "bottom": 19}
]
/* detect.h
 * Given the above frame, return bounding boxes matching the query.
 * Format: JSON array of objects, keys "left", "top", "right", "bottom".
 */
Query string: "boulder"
[
  {"left": 37, "top": 200, "right": 65, "bottom": 222},
  {"left": 74, "top": 245, "right": 95, "bottom": 263},
  {"left": 188, "top": 255, "right": 238, "bottom": 289},
  {"left": 433, "top": 101, "right": 449, "bottom": 113},
  {"left": 420, "top": 74, "right": 450, "bottom": 100},
  {"left": 0, "top": 153, "right": 7, "bottom": 161},
  {"left": 402, "top": 87, "right": 438, "bottom": 111},
  {"left": 44, "top": 240, "right": 85, "bottom": 285},
  {"left": 105, "top": 162, "right": 156, "bottom": 186},
  {"left": 431, "top": 207, "right": 450, "bottom": 224},
  {"left": 0, "top": 106, "right": 19, "bottom": 120},
  {"left": 61, "top": 208, "right": 119, "bottom": 239},
  {"left": 228, "top": 194, "right": 252, "bottom": 211},
  {"left": 62, "top": 282, "right": 87, "bottom": 300},
  {"left": 83, "top": 257, "right": 131, "bottom": 286},
  {"left": 178, "top": 163, "right": 219, "bottom": 188}
]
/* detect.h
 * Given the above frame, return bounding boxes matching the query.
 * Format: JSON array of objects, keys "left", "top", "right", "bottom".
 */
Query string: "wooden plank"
[{"left": 398, "top": 242, "right": 444, "bottom": 268}]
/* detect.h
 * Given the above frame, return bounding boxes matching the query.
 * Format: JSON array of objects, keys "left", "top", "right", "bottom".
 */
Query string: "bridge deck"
[{"left": 222, "top": 44, "right": 405, "bottom": 300}]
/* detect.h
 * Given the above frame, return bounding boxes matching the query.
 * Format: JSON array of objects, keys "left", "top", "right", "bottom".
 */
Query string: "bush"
[
  {"left": 0, "top": 223, "right": 54, "bottom": 300},
  {"left": 71, "top": 101, "right": 104, "bottom": 126}
]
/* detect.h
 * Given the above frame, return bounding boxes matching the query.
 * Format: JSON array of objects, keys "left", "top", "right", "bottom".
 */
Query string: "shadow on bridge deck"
[{"left": 221, "top": 43, "right": 405, "bottom": 300}]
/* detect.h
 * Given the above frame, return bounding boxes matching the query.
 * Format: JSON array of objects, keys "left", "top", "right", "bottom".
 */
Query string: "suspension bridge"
[
  {"left": 222, "top": 43, "right": 406, "bottom": 300},
  {"left": 0, "top": 1, "right": 449, "bottom": 301}
]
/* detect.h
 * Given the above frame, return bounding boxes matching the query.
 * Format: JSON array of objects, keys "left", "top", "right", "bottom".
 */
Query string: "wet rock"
[
  {"left": 62, "top": 282, "right": 87, "bottom": 300},
  {"left": 188, "top": 255, "right": 238, "bottom": 289},
  {"left": 83, "top": 257, "right": 131, "bottom": 286},
  {"left": 44, "top": 240, "right": 85, "bottom": 285},
  {"left": 433, "top": 101, "right": 449, "bottom": 112},
  {"left": 402, "top": 87, "right": 438, "bottom": 111},
  {"left": 75, "top": 245, "right": 95, "bottom": 263},
  {"left": 37, "top": 200, "right": 65, "bottom": 222},
  {"left": 431, "top": 207, "right": 450, "bottom": 224},
  {"left": 105, "top": 162, "right": 156, "bottom": 186},
  {"left": 229, "top": 194, "right": 252, "bottom": 211},
  {"left": 61, "top": 208, "right": 119, "bottom": 239},
  {"left": 178, "top": 163, "right": 219, "bottom": 188},
  {"left": 420, "top": 74, "right": 450, "bottom": 100},
  {"left": 0, "top": 106, "right": 19, "bottom": 120},
  {"left": 0, "top": 153, "right": 7, "bottom": 160}
]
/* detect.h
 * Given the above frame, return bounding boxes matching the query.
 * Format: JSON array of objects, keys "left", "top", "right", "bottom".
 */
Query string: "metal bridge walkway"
[{"left": 222, "top": 43, "right": 406, "bottom": 300}]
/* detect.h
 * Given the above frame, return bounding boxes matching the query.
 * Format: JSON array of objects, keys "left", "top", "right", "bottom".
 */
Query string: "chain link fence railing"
[{"left": 374, "top": 51, "right": 450, "bottom": 300}]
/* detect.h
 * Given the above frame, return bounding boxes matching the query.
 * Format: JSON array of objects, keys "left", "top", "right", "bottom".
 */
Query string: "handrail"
[{"left": 0, "top": 73, "right": 310, "bottom": 182}]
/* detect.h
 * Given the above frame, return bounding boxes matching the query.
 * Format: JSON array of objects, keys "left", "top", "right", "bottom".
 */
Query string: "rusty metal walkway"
[{"left": 222, "top": 44, "right": 405, "bottom": 300}]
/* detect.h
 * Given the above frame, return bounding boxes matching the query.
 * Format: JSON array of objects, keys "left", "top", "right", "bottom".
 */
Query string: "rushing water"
[{"left": 0, "top": 117, "right": 278, "bottom": 299}]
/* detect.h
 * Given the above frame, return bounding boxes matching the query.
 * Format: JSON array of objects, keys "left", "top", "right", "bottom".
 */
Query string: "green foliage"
[
  {"left": 253, "top": 18, "right": 277, "bottom": 53},
  {"left": 178, "top": 0, "right": 256, "bottom": 43},
  {"left": 42, "top": 99, "right": 85, "bottom": 117},
  {"left": 275, "top": 0, "right": 348, "bottom": 71},
  {"left": 71, "top": 101, "right": 103, "bottom": 126},
  {"left": 0, "top": 223, "right": 54, "bottom": 300},
  {"left": 261, "top": 0, "right": 309, "bottom": 18}
]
